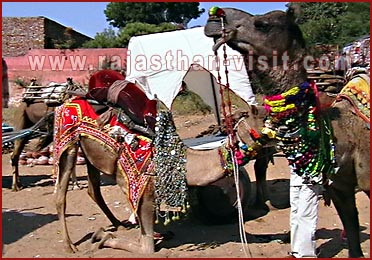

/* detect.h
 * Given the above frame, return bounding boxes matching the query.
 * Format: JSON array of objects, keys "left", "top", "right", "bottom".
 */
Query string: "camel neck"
[{"left": 244, "top": 51, "right": 308, "bottom": 96}]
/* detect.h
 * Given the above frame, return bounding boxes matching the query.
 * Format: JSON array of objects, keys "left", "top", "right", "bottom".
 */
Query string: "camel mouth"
[{"left": 212, "top": 37, "right": 226, "bottom": 52}]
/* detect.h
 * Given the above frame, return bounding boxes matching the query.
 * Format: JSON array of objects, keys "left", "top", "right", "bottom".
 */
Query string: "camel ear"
[
  {"left": 285, "top": 3, "right": 301, "bottom": 22},
  {"left": 285, "top": 3, "right": 306, "bottom": 48}
]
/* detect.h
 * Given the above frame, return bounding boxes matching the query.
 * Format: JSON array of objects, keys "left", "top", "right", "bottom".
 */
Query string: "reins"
[{"left": 210, "top": 6, "right": 252, "bottom": 257}]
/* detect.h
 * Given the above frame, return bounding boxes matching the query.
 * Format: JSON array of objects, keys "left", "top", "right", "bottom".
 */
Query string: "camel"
[
  {"left": 53, "top": 91, "right": 265, "bottom": 254},
  {"left": 204, "top": 6, "right": 370, "bottom": 258},
  {"left": 9, "top": 78, "right": 83, "bottom": 191},
  {"left": 10, "top": 102, "right": 55, "bottom": 191}
]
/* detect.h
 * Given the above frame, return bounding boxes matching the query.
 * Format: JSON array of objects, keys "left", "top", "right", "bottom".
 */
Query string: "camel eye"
[{"left": 254, "top": 20, "right": 271, "bottom": 33}]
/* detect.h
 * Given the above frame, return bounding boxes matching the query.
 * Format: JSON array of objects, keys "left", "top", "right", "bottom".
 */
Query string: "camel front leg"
[
  {"left": 254, "top": 152, "right": 271, "bottom": 208},
  {"left": 55, "top": 145, "right": 79, "bottom": 253},
  {"left": 97, "top": 179, "right": 155, "bottom": 254},
  {"left": 137, "top": 179, "right": 155, "bottom": 254},
  {"left": 327, "top": 185, "right": 364, "bottom": 258}
]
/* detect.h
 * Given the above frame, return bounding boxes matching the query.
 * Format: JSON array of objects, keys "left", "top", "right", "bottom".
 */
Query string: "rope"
[
  {"left": 229, "top": 136, "right": 251, "bottom": 258},
  {"left": 214, "top": 17, "right": 235, "bottom": 146},
  {"left": 214, "top": 15, "right": 252, "bottom": 257}
]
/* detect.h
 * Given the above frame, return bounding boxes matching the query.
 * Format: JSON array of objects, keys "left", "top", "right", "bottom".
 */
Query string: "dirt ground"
[{"left": 2, "top": 114, "right": 370, "bottom": 258}]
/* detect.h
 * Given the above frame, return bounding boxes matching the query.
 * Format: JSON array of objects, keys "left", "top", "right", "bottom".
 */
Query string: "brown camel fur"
[
  {"left": 10, "top": 102, "right": 55, "bottom": 191},
  {"left": 204, "top": 6, "right": 369, "bottom": 258}
]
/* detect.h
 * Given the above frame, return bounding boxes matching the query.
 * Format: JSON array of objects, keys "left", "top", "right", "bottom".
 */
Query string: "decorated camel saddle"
[
  {"left": 335, "top": 73, "right": 370, "bottom": 125},
  {"left": 53, "top": 97, "right": 153, "bottom": 212},
  {"left": 86, "top": 70, "right": 157, "bottom": 135},
  {"left": 54, "top": 70, "right": 188, "bottom": 213}
]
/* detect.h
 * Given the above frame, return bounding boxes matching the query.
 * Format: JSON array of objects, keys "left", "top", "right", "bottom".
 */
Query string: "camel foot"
[
  {"left": 96, "top": 233, "right": 115, "bottom": 249},
  {"left": 264, "top": 200, "right": 277, "bottom": 211},
  {"left": 118, "top": 219, "right": 139, "bottom": 230},
  {"left": 90, "top": 230, "right": 115, "bottom": 251},
  {"left": 91, "top": 227, "right": 106, "bottom": 243},
  {"left": 11, "top": 183, "right": 23, "bottom": 192},
  {"left": 64, "top": 242, "right": 78, "bottom": 253},
  {"left": 154, "top": 231, "right": 174, "bottom": 241}
]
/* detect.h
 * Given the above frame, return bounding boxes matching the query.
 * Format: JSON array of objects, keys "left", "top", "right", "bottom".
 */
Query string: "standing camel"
[
  {"left": 9, "top": 78, "right": 82, "bottom": 191},
  {"left": 204, "top": 6, "right": 369, "bottom": 258}
]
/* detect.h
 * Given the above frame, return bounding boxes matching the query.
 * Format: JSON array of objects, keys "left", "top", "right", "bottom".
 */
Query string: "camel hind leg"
[
  {"left": 10, "top": 103, "right": 31, "bottom": 191},
  {"left": 55, "top": 144, "right": 79, "bottom": 253},
  {"left": 85, "top": 160, "right": 122, "bottom": 228}
]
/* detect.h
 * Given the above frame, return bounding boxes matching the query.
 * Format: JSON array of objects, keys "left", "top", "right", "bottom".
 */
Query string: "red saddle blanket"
[{"left": 53, "top": 97, "right": 154, "bottom": 212}]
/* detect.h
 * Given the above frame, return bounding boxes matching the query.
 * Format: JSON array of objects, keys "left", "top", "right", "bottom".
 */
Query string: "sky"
[{"left": 2, "top": 2, "right": 288, "bottom": 38}]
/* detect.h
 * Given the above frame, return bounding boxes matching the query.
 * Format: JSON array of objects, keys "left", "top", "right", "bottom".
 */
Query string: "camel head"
[
  {"left": 205, "top": 6, "right": 305, "bottom": 59},
  {"left": 204, "top": 6, "right": 308, "bottom": 95}
]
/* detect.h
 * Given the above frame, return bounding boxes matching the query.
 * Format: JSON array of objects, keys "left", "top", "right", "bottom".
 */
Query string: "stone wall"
[
  {"left": 2, "top": 17, "right": 92, "bottom": 57},
  {"left": 2, "top": 17, "right": 45, "bottom": 57}
]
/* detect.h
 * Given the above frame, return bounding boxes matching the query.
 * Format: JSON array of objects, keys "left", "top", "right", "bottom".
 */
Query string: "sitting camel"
[
  {"left": 204, "top": 5, "right": 369, "bottom": 258},
  {"left": 54, "top": 77, "right": 266, "bottom": 253}
]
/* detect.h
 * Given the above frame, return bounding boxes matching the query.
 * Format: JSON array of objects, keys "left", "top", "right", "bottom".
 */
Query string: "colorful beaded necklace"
[
  {"left": 262, "top": 82, "right": 336, "bottom": 183},
  {"left": 153, "top": 111, "right": 189, "bottom": 225}
]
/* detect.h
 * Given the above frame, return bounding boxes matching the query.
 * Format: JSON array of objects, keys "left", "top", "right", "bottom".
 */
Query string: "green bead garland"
[{"left": 264, "top": 82, "right": 336, "bottom": 183}]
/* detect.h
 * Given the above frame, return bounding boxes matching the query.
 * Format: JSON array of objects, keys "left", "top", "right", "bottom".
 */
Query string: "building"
[{"left": 2, "top": 16, "right": 93, "bottom": 57}]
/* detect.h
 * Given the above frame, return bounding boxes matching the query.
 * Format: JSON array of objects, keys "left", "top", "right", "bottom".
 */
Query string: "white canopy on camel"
[{"left": 125, "top": 26, "right": 256, "bottom": 125}]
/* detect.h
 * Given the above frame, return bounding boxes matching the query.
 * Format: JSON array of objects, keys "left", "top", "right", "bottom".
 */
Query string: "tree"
[
  {"left": 83, "top": 27, "right": 120, "bottom": 48},
  {"left": 116, "top": 22, "right": 178, "bottom": 47},
  {"left": 104, "top": 2, "right": 204, "bottom": 28},
  {"left": 289, "top": 2, "right": 370, "bottom": 47}
]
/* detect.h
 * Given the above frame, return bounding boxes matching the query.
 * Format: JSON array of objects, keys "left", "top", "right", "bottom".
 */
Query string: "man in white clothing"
[{"left": 289, "top": 170, "right": 322, "bottom": 258}]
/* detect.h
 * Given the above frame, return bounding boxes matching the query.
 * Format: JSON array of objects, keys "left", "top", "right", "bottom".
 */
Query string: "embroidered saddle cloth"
[
  {"left": 54, "top": 97, "right": 154, "bottom": 213},
  {"left": 337, "top": 73, "right": 370, "bottom": 123}
]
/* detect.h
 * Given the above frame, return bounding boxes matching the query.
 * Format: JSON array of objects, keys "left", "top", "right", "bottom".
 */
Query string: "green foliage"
[
  {"left": 83, "top": 28, "right": 120, "bottom": 48},
  {"left": 116, "top": 22, "right": 178, "bottom": 47},
  {"left": 171, "top": 89, "right": 249, "bottom": 115},
  {"left": 104, "top": 2, "right": 204, "bottom": 28},
  {"left": 337, "top": 3, "right": 370, "bottom": 45},
  {"left": 85, "top": 2, "right": 204, "bottom": 48},
  {"left": 172, "top": 90, "right": 212, "bottom": 115},
  {"left": 53, "top": 27, "right": 79, "bottom": 50},
  {"left": 290, "top": 2, "right": 370, "bottom": 47},
  {"left": 13, "top": 77, "right": 33, "bottom": 88}
]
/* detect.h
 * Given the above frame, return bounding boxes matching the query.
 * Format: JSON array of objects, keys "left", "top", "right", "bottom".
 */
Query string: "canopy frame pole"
[{"left": 209, "top": 73, "right": 222, "bottom": 127}]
